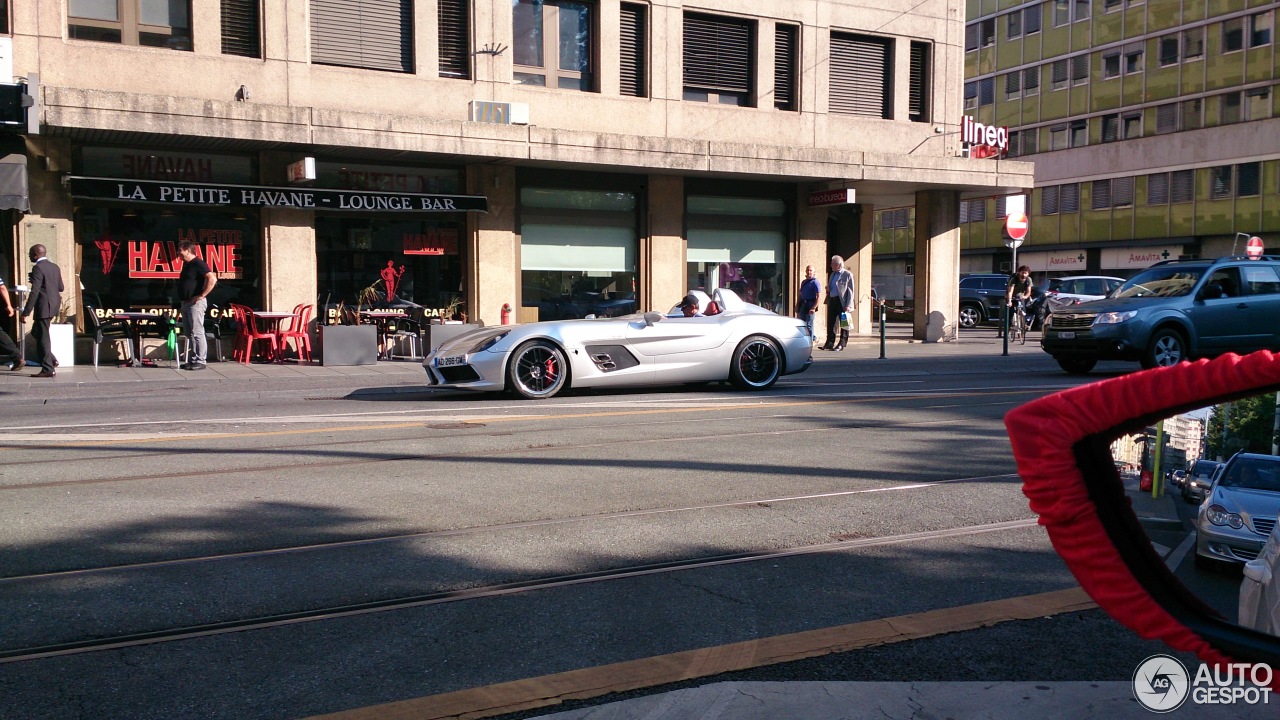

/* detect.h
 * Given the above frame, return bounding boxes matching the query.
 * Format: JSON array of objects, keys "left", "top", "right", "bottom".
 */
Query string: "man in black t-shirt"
[
  {"left": 1005, "top": 265, "right": 1033, "bottom": 336},
  {"left": 177, "top": 240, "right": 217, "bottom": 370}
]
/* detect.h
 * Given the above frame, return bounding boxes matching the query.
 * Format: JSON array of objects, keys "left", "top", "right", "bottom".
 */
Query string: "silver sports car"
[{"left": 422, "top": 289, "right": 814, "bottom": 399}]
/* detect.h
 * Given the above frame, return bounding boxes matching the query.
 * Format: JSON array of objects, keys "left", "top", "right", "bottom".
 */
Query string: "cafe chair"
[
  {"left": 387, "top": 310, "right": 423, "bottom": 360},
  {"left": 277, "top": 303, "right": 313, "bottom": 362},
  {"left": 81, "top": 302, "right": 134, "bottom": 368},
  {"left": 134, "top": 313, "right": 177, "bottom": 365},
  {"left": 230, "top": 303, "right": 278, "bottom": 364}
]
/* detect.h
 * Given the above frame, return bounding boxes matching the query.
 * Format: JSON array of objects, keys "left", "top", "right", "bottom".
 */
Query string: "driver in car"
[{"left": 673, "top": 293, "right": 704, "bottom": 317}]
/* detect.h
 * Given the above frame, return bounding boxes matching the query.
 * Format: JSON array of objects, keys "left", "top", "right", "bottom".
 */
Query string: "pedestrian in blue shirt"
[{"left": 797, "top": 264, "right": 821, "bottom": 340}]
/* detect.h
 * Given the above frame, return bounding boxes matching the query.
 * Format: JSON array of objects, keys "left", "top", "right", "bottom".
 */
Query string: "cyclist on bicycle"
[{"left": 1006, "top": 265, "right": 1033, "bottom": 335}]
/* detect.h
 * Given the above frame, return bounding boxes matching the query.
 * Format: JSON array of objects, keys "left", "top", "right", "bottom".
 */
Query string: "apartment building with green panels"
[{"left": 875, "top": 0, "right": 1279, "bottom": 280}]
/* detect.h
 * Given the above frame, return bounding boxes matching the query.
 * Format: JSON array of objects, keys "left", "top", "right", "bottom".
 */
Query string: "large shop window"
[
  {"left": 316, "top": 216, "right": 466, "bottom": 323},
  {"left": 686, "top": 196, "right": 787, "bottom": 314},
  {"left": 520, "top": 188, "right": 638, "bottom": 321},
  {"left": 76, "top": 207, "right": 259, "bottom": 321},
  {"left": 69, "top": 0, "right": 193, "bottom": 49}
]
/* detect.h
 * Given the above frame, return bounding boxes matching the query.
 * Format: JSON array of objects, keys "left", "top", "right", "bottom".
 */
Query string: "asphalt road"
[{"left": 0, "top": 333, "right": 1230, "bottom": 718}]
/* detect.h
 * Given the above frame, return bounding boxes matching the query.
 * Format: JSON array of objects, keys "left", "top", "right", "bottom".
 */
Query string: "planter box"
[
  {"left": 317, "top": 324, "right": 377, "bottom": 366},
  {"left": 423, "top": 323, "right": 481, "bottom": 354},
  {"left": 24, "top": 323, "right": 74, "bottom": 367}
]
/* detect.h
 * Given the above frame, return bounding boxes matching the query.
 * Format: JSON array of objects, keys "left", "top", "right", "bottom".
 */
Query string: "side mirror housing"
[{"left": 643, "top": 311, "right": 664, "bottom": 327}]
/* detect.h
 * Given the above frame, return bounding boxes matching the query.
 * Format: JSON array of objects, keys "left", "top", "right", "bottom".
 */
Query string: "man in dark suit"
[{"left": 20, "top": 244, "right": 63, "bottom": 378}]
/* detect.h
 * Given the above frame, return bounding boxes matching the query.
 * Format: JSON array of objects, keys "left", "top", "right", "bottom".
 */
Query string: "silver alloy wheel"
[
  {"left": 958, "top": 305, "right": 981, "bottom": 328},
  {"left": 1144, "top": 329, "right": 1186, "bottom": 369},
  {"left": 508, "top": 340, "right": 568, "bottom": 399},
  {"left": 729, "top": 336, "right": 782, "bottom": 390}
]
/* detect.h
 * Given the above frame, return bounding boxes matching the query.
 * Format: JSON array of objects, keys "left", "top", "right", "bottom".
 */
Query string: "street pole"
[
  {"left": 879, "top": 299, "right": 886, "bottom": 359},
  {"left": 1002, "top": 245, "right": 1017, "bottom": 357},
  {"left": 1153, "top": 420, "right": 1166, "bottom": 499},
  {"left": 1220, "top": 402, "right": 1231, "bottom": 460}
]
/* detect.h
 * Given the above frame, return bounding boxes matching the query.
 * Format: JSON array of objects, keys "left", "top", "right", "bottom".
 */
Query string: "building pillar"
[
  {"left": 468, "top": 164, "right": 517, "bottom": 326},
  {"left": 260, "top": 207, "right": 316, "bottom": 312},
  {"left": 912, "top": 190, "right": 961, "bottom": 343},
  {"left": 795, "top": 192, "right": 827, "bottom": 338},
  {"left": 848, "top": 203, "right": 874, "bottom": 334},
  {"left": 646, "top": 174, "right": 684, "bottom": 311},
  {"left": 17, "top": 136, "right": 74, "bottom": 324}
]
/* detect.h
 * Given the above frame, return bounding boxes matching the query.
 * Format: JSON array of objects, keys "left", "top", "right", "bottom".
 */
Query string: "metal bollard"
[
  {"left": 879, "top": 302, "right": 886, "bottom": 359},
  {"left": 1001, "top": 305, "right": 1010, "bottom": 357}
]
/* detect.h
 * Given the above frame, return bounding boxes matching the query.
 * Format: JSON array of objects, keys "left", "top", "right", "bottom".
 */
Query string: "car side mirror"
[
  {"left": 643, "top": 311, "right": 664, "bottom": 327},
  {"left": 1006, "top": 350, "right": 1280, "bottom": 678},
  {"left": 1201, "top": 284, "right": 1225, "bottom": 300}
]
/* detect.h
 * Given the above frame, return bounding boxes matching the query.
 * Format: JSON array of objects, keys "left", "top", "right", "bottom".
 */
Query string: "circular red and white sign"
[
  {"left": 1005, "top": 212, "right": 1029, "bottom": 241},
  {"left": 1247, "top": 235, "right": 1264, "bottom": 259}
]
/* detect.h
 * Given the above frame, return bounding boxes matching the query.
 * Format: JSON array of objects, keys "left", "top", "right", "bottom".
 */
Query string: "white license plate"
[
  {"left": 1057, "top": 331, "right": 1076, "bottom": 340},
  {"left": 435, "top": 354, "right": 467, "bottom": 367}
]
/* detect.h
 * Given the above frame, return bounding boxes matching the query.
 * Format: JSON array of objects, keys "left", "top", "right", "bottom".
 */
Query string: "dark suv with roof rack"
[{"left": 1041, "top": 256, "right": 1280, "bottom": 373}]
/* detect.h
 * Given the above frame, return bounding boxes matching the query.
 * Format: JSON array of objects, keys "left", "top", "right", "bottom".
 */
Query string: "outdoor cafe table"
[
  {"left": 112, "top": 312, "right": 174, "bottom": 367},
  {"left": 359, "top": 310, "right": 408, "bottom": 360},
  {"left": 251, "top": 310, "right": 298, "bottom": 362}
]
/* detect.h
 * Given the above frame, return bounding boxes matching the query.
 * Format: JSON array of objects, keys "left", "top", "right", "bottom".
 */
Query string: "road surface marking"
[{"left": 303, "top": 587, "right": 1096, "bottom": 720}]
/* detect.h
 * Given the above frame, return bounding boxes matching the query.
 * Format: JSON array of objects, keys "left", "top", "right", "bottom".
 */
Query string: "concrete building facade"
[
  {"left": 0, "top": 1, "right": 1030, "bottom": 355},
  {"left": 895, "top": 0, "right": 1280, "bottom": 287}
]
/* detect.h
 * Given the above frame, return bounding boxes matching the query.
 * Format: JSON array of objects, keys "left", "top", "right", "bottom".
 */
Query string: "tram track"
[
  {"left": 0, "top": 402, "right": 1023, "bottom": 490},
  {"left": 0, "top": 472, "right": 1020, "bottom": 582},
  {"left": 0, "top": 517, "right": 1039, "bottom": 665}
]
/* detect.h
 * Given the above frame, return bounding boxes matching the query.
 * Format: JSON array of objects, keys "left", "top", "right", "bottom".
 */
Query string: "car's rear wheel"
[
  {"left": 507, "top": 340, "right": 568, "bottom": 399},
  {"left": 1142, "top": 328, "right": 1187, "bottom": 369},
  {"left": 958, "top": 304, "right": 982, "bottom": 329},
  {"left": 729, "top": 335, "right": 782, "bottom": 390}
]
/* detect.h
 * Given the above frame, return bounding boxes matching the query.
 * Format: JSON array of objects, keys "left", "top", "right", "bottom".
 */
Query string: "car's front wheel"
[
  {"left": 729, "top": 335, "right": 782, "bottom": 390},
  {"left": 1055, "top": 356, "right": 1096, "bottom": 374},
  {"left": 1142, "top": 328, "right": 1187, "bottom": 369},
  {"left": 958, "top": 304, "right": 982, "bottom": 329},
  {"left": 507, "top": 340, "right": 569, "bottom": 399}
]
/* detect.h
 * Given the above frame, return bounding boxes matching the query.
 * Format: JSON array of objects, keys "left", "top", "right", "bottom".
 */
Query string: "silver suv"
[{"left": 1041, "top": 256, "right": 1280, "bottom": 373}]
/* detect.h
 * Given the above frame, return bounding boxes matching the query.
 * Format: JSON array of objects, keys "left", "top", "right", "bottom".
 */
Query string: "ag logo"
[{"left": 1133, "top": 654, "right": 1190, "bottom": 712}]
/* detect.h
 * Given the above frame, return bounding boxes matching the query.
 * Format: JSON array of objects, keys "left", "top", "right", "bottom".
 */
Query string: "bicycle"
[{"left": 1008, "top": 298, "right": 1029, "bottom": 345}]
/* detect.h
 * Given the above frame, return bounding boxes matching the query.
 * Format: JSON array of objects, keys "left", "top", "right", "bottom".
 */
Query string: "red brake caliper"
[{"left": 544, "top": 357, "right": 557, "bottom": 384}]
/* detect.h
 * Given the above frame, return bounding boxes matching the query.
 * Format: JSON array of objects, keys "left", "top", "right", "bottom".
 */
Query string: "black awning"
[
  {"left": 0, "top": 149, "right": 28, "bottom": 213},
  {"left": 67, "top": 176, "right": 488, "bottom": 214}
]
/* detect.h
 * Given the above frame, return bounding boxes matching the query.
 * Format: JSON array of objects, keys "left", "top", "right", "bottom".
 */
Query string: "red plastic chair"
[
  {"left": 278, "top": 304, "right": 313, "bottom": 362},
  {"left": 230, "top": 304, "right": 278, "bottom": 364}
]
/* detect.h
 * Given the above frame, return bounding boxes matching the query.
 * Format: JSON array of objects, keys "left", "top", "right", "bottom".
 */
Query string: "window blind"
[
  {"left": 830, "top": 32, "right": 891, "bottom": 118},
  {"left": 221, "top": 0, "right": 261, "bottom": 58},
  {"left": 438, "top": 0, "right": 470, "bottom": 79}
]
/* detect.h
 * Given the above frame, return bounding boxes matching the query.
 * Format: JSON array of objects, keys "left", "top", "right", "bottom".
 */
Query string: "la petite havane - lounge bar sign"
[{"left": 68, "top": 176, "right": 490, "bottom": 213}]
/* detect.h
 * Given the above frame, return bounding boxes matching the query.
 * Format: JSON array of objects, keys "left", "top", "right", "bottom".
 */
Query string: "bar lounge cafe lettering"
[{"left": 67, "top": 177, "right": 488, "bottom": 213}]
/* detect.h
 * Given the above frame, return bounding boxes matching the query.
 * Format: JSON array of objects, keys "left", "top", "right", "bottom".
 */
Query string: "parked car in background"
[
  {"left": 958, "top": 274, "right": 1008, "bottom": 329},
  {"left": 1183, "top": 458, "right": 1225, "bottom": 503},
  {"left": 1240, "top": 523, "right": 1280, "bottom": 634},
  {"left": 1043, "top": 275, "right": 1125, "bottom": 313},
  {"left": 1041, "top": 256, "right": 1280, "bottom": 374},
  {"left": 958, "top": 274, "right": 1045, "bottom": 329},
  {"left": 1195, "top": 453, "right": 1280, "bottom": 568}
]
